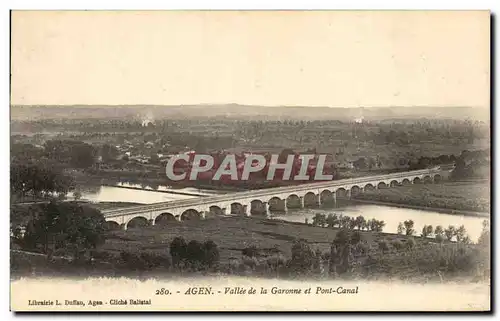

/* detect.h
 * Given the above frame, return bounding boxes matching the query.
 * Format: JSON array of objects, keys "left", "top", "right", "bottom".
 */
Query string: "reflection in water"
[
  {"left": 272, "top": 205, "right": 487, "bottom": 242},
  {"left": 72, "top": 185, "right": 197, "bottom": 204},
  {"left": 115, "top": 182, "right": 226, "bottom": 196}
]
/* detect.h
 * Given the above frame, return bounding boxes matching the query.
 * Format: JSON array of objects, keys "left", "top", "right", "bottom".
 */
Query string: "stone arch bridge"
[{"left": 102, "top": 168, "right": 449, "bottom": 230}]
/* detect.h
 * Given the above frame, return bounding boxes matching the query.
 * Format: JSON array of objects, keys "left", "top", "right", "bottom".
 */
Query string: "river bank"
[{"left": 349, "top": 199, "right": 490, "bottom": 218}]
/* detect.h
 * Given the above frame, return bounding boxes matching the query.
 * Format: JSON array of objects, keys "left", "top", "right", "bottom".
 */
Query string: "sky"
[{"left": 11, "top": 11, "right": 490, "bottom": 108}]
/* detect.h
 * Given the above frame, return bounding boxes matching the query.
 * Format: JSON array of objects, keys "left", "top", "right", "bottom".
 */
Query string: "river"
[
  {"left": 271, "top": 205, "right": 487, "bottom": 242},
  {"left": 76, "top": 184, "right": 488, "bottom": 242},
  {"left": 73, "top": 183, "right": 224, "bottom": 204}
]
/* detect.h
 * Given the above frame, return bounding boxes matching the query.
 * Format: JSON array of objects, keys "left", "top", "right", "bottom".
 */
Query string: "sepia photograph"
[{"left": 9, "top": 10, "right": 491, "bottom": 311}]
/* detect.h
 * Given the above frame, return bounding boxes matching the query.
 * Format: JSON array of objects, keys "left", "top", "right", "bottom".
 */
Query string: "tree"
[
  {"left": 478, "top": 220, "right": 490, "bottom": 248},
  {"left": 405, "top": 238, "right": 416, "bottom": 251},
  {"left": 10, "top": 163, "right": 74, "bottom": 200},
  {"left": 329, "top": 242, "right": 339, "bottom": 278},
  {"left": 354, "top": 216, "right": 366, "bottom": 230},
  {"left": 186, "top": 240, "right": 205, "bottom": 269},
  {"left": 454, "top": 225, "right": 467, "bottom": 243},
  {"left": 170, "top": 237, "right": 187, "bottom": 267},
  {"left": 312, "top": 213, "right": 327, "bottom": 227},
  {"left": 403, "top": 220, "right": 415, "bottom": 236},
  {"left": 100, "top": 144, "right": 119, "bottom": 163},
  {"left": 242, "top": 245, "right": 259, "bottom": 258},
  {"left": 350, "top": 231, "right": 362, "bottom": 245},
  {"left": 69, "top": 142, "right": 97, "bottom": 169},
  {"left": 434, "top": 225, "right": 444, "bottom": 238},
  {"left": 392, "top": 240, "right": 404, "bottom": 251},
  {"left": 334, "top": 228, "right": 351, "bottom": 246},
  {"left": 445, "top": 226, "right": 456, "bottom": 241},
  {"left": 23, "top": 201, "right": 106, "bottom": 261},
  {"left": 202, "top": 240, "right": 220, "bottom": 269},
  {"left": 421, "top": 225, "right": 431, "bottom": 238},
  {"left": 73, "top": 191, "right": 82, "bottom": 201},
  {"left": 425, "top": 225, "right": 433, "bottom": 238},
  {"left": 397, "top": 222, "right": 405, "bottom": 235},
  {"left": 326, "top": 214, "right": 339, "bottom": 228},
  {"left": 378, "top": 240, "right": 389, "bottom": 254},
  {"left": 353, "top": 157, "right": 367, "bottom": 171},
  {"left": 372, "top": 220, "right": 385, "bottom": 232},
  {"left": 290, "top": 239, "right": 315, "bottom": 275}
]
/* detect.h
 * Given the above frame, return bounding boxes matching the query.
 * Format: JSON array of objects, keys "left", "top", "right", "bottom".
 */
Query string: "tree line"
[{"left": 310, "top": 213, "right": 385, "bottom": 232}]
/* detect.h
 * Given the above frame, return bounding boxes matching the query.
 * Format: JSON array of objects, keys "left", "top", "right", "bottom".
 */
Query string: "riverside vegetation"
[{"left": 11, "top": 200, "right": 490, "bottom": 283}]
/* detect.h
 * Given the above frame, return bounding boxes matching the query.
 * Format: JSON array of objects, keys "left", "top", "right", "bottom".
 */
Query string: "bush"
[
  {"left": 242, "top": 245, "right": 259, "bottom": 258},
  {"left": 403, "top": 220, "right": 415, "bottom": 236},
  {"left": 140, "top": 252, "right": 171, "bottom": 269},
  {"left": 445, "top": 226, "right": 456, "bottom": 241},
  {"left": 350, "top": 231, "right": 362, "bottom": 245},
  {"left": 334, "top": 229, "right": 351, "bottom": 246},
  {"left": 170, "top": 236, "right": 187, "bottom": 267},
  {"left": 290, "top": 239, "right": 315, "bottom": 275},
  {"left": 405, "top": 238, "right": 416, "bottom": 250},
  {"left": 392, "top": 240, "right": 404, "bottom": 251},
  {"left": 378, "top": 240, "right": 389, "bottom": 253},
  {"left": 312, "top": 213, "right": 327, "bottom": 227},
  {"left": 186, "top": 240, "right": 205, "bottom": 269},
  {"left": 119, "top": 251, "right": 147, "bottom": 271},
  {"left": 202, "top": 240, "right": 220, "bottom": 268}
]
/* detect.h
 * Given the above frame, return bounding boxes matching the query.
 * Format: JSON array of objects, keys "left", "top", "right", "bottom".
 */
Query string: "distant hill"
[{"left": 10, "top": 104, "right": 489, "bottom": 122}]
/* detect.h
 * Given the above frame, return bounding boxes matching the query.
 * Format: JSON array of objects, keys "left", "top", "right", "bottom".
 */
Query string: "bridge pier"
[
  {"left": 103, "top": 169, "right": 447, "bottom": 226},
  {"left": 263, "top": 202, "right": 270, "bottom": 217}
]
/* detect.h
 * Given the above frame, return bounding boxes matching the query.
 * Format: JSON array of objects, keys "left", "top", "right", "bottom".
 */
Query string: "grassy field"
[
  {"left": 356, "top": 180, "right": 490, "bottom": 213},
  {"left": 11, "top": 216, "right": 489, "bottom": 282}
]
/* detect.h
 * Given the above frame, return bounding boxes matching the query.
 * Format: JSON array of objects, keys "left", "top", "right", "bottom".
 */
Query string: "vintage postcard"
[{"left": 10, "top": 10, "right": 491, "bottom": 311}]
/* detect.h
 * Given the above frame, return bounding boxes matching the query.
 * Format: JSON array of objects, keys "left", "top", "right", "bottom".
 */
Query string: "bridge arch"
[
  {"left": 180, "top": 209, "right": 201, "bottom": 221},
  {"left": 286, "top": 194, "right": 301, "bottom": 209},
  {"left": 377, "top": 182, "right": 388, "bottom": 189},
  {"left": 126, "top": 216, "right": 149, "bottom": 229},
  {"left": 390, "top": 180, "right": 400, "bottom": 187},
  {"left": 413, "top": 177, "right": 422, "bottom": 184},
  {"left": 268, "top": 196, "right": 286, "bottom": 212},
  {"left": 335, "top": 188, "right": 348, "bottom": 198},
  {"left": 434, "top": 174, "right": 442, "bottom": 183},
  {"left": 105, "top": 221, "right": 120, "bottom": 231},
  {"left": 351, "top": 185, "right": 361, "bottom": 196},
  {"left": 250, "top": 199, "right": 267, "bottom": 216},
  {"left": 320, "top": 189, "right": 334, "bottom": 205},
  {"left": 303, "top": 192, "right": 318, "bottom": 207},
  {"left": 423, "top": 175, "right": 433, "bottom": 184},
  {"left": 402, "top": 179, "right": 411, "bottom": 185},
  {"left": 208, "top": 205, "right": 224, "bottom": 217},
  {"left": 230, "top": 202, "right": 245, "bottom": 215},
  {"left": 363, "top": 183, "right": 375, "bottom": 191},
  {"left": 155, "top": 212, "right": 176, "bottom": 226}
]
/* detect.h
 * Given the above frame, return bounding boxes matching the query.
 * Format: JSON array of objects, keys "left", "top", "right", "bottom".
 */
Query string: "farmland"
[
  {"left": 11, "top": 215, "right": 490, "bottom": 283},
  {"left": 355, "top": 180, "right": 490, "bottom": 213}
]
